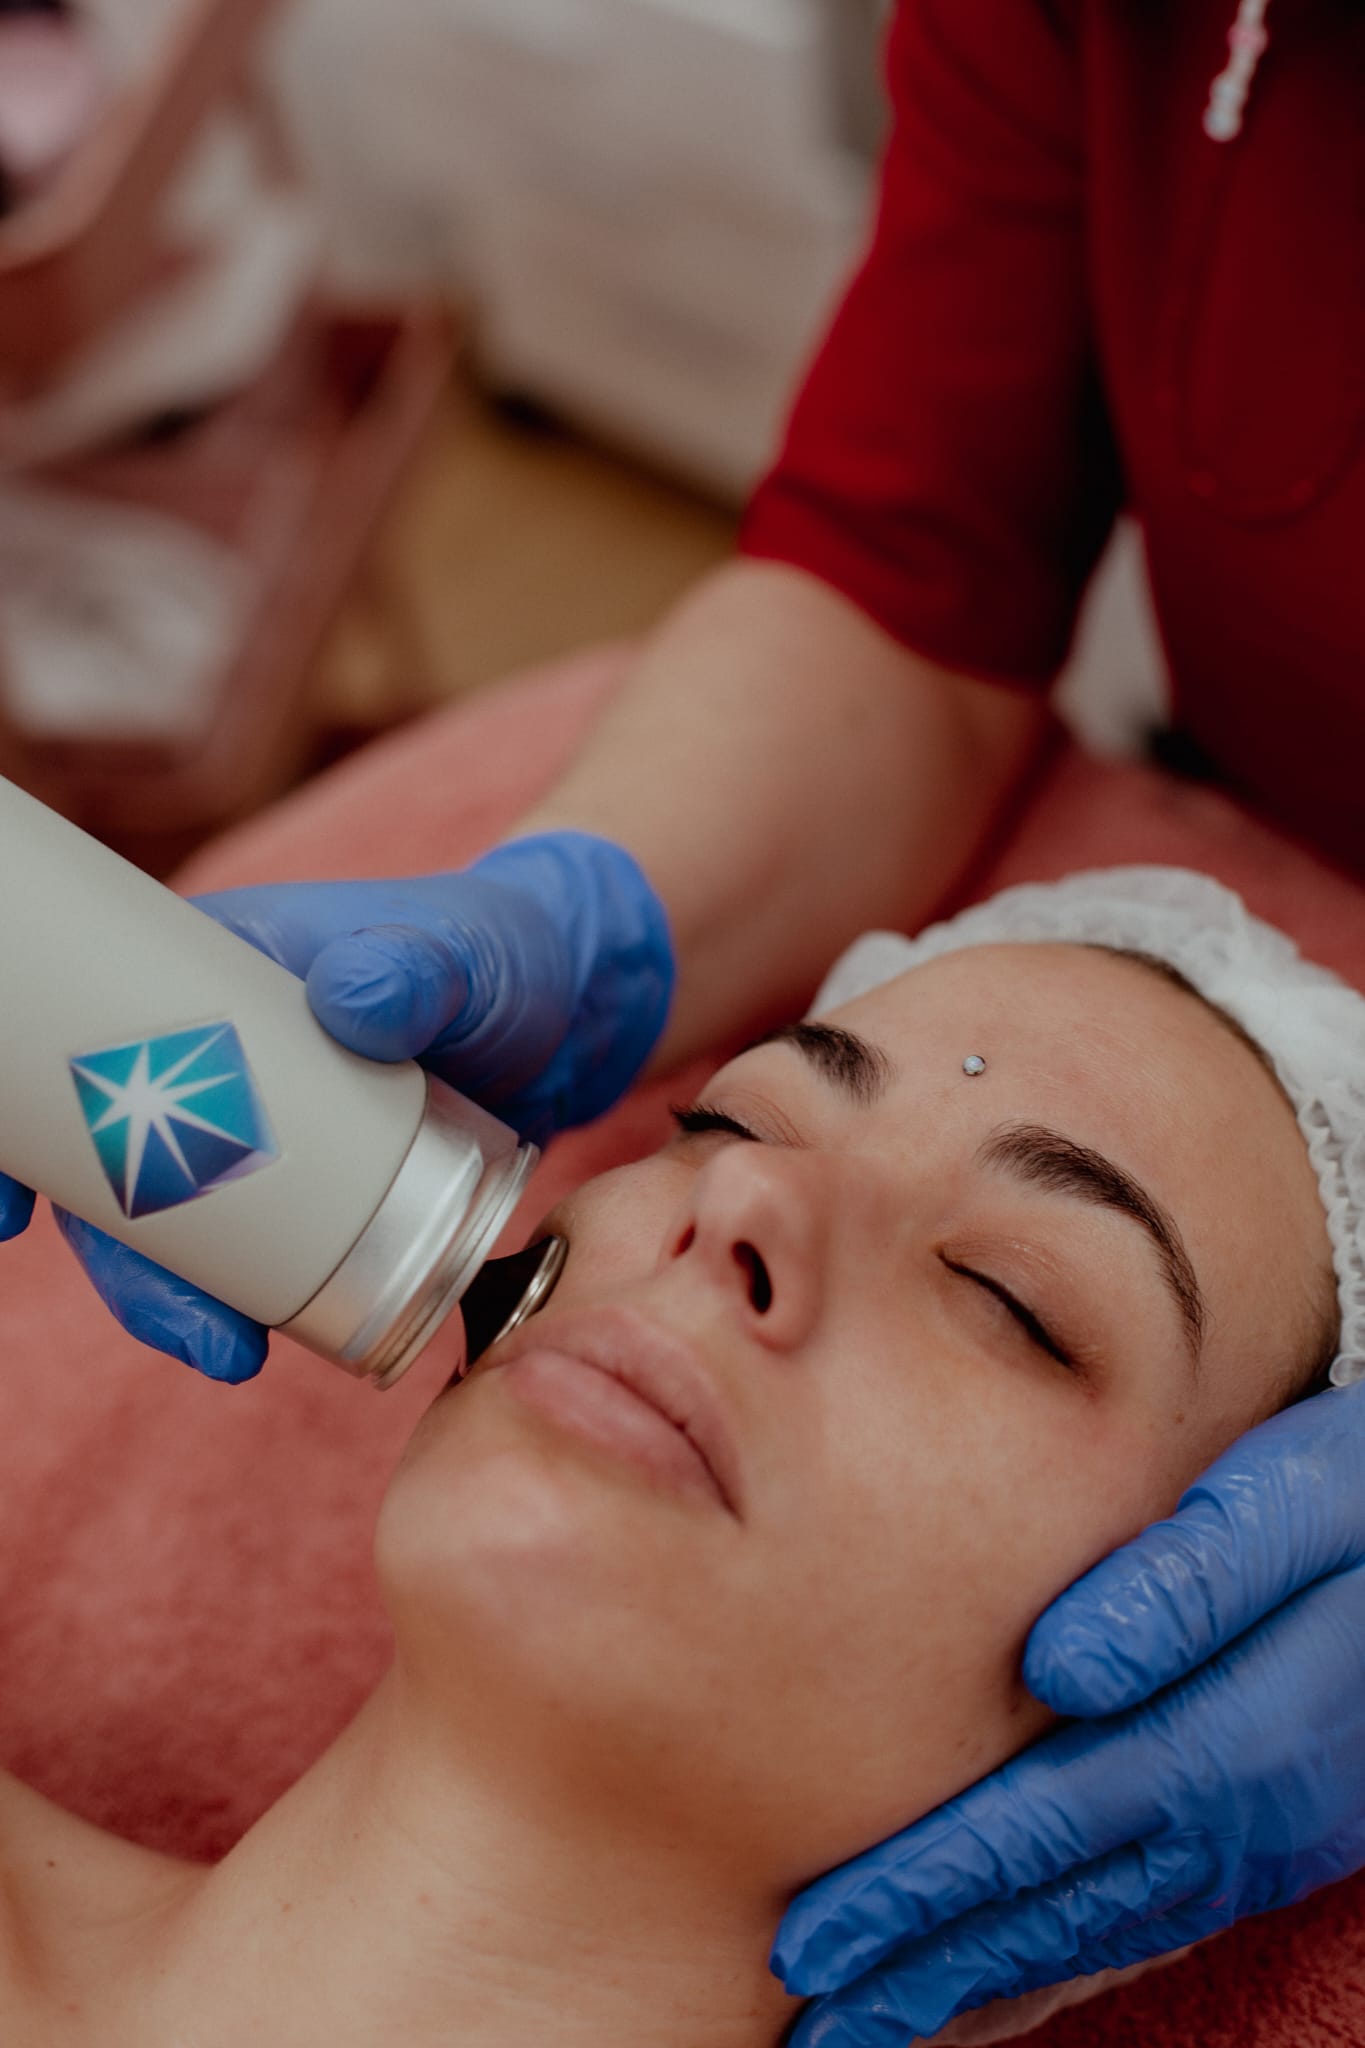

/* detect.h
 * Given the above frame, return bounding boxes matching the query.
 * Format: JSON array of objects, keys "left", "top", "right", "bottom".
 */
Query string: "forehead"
[
  {"left": 825, "top": 942, "right": 1262, "bottom": 1125},
  {"left": 809, "top": 942, "right": 1329, "bottom": 1391}
]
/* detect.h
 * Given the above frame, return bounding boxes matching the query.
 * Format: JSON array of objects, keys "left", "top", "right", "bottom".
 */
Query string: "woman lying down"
[{"left": 1, "top": 865, "right": 1361, "bottom": 2048}]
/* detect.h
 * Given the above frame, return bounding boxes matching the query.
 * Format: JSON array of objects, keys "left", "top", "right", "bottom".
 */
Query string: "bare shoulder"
[{"left": 0, "top": 1769, "right": 195, "bottom": 2028}]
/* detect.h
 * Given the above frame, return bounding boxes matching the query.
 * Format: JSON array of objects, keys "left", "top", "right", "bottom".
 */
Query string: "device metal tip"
[{"left": 457, "top": 1235, "right": 568, "bottom": 1373}]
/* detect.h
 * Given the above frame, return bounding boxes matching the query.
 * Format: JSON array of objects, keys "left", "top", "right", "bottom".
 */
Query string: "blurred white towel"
[{"left": 0, "top": 479, "right": 247, "bottom": 742}]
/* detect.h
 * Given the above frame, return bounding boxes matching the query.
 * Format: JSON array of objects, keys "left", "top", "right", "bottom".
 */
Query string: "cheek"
[
  {"left": 548, "top": 1160, "right": 681, "bottom": 1299},
  {"left": 746, "top": 1354, "right": 1184, "bottom": 1878}
]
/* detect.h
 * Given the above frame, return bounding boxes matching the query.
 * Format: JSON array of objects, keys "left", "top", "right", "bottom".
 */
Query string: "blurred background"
[{"left": 0, "top": 0, "right": 1162, "bottom": 875}]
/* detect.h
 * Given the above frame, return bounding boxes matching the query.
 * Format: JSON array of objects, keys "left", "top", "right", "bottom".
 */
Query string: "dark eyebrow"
[
  {"left": 745, "top": 1022, "right": 894, "bottom": 1108},
  {"left": 979, "top": 1122, "right": 1207, "bottom": 1365}
]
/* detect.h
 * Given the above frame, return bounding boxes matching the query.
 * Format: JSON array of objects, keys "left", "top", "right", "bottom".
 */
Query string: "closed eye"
[
  {"left": 942, "top": 1260, "right": 1076, "bottom": 1371},
  {"left": 673, "top": 1109, "right": 1079, "bottom": 1373},
  {"left": 669, "top": 1102, "right": 761, "bottom": 1143}
]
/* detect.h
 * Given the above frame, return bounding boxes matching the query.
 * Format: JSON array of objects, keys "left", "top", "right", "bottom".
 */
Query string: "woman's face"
[{"left": 377, "top": 943, "right": 1332, "bottom": 1893}]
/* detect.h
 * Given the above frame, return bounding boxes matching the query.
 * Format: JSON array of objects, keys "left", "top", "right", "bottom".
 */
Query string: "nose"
[{"left": 663, "top": 1144, "right": 828, "bottom": 1351}]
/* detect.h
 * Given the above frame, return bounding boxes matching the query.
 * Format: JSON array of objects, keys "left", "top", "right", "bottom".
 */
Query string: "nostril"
[
  {"left": 675, "top": 1224, "right": 696, "bottom": 1257},
  {"left": 735, "top": 1241, "right": 773, "bottom": 1314}
]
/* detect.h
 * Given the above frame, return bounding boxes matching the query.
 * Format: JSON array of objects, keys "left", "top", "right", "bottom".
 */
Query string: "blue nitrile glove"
[
  {"left": 776, "top": 1378, "right": 1365, "bottom": 2046},
  {"left": 7, "top": 833, "right": 674, "bottom": 1385}
]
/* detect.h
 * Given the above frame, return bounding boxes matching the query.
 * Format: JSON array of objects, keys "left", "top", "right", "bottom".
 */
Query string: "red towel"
[{"left": 0, "top": 645, "right": 1362, "bottom": 2045}]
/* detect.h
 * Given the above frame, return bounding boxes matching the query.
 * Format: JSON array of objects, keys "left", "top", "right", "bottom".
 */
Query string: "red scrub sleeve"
[{"left": 743, "top": 0, "right": 1122, "bottom": 691}]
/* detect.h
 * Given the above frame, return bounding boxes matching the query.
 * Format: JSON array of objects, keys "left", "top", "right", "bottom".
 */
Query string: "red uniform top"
[{"left": 742, "top": 0, "right": 1365, "bottom": 877}]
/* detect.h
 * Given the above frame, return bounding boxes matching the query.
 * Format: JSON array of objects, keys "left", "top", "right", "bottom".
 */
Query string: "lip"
[{"left": 488, "top": 1304, "right": 744, "bottom": 1520}]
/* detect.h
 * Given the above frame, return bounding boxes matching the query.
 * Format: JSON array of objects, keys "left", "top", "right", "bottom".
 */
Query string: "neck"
[{"left": 131, "top": 1667, "right": 797, "bottom": 2048}]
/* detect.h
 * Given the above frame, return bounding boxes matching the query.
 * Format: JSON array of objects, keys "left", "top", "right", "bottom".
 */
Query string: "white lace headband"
[{"left": 811, "top": 866, "right": 1365, "bottom": 1387}]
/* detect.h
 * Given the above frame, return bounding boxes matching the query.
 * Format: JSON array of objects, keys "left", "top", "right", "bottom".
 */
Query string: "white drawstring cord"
[{"left": 1204, "top": 0, "right": 1274, "bottom": 141}]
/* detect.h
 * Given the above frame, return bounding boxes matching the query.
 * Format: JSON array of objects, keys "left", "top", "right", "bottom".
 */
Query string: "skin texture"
[{"left": 0, "top": 944, "right": 1335, "bottom": 2048}]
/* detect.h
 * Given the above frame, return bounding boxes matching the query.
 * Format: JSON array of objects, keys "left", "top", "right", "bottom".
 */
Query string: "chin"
[
  {"left": 377, "top": 1440, "right": 802, "bottom": 1874},
  {"left": 376, "top": 1377, "right": 710, "bottom": 1695},
  {"left": 374, "top": 1386, "right": 785, "bottom": 1836}
]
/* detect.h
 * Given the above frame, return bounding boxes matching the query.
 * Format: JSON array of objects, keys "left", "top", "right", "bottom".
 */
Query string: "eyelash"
[
  {"left": 672, "top": 1100, "right": 1078, "bottom": 1372},
  {"left": 669, "top": 1101, "right": 761, "bottom": 1143},
  {"left": 942, "top": 1261, "right": 1075, "bottom": 1372}
]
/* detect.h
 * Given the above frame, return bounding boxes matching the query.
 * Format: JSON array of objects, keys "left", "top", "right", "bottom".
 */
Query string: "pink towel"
[{"left": 1, "top": 645, "right": 1362, "bottom": 2045}]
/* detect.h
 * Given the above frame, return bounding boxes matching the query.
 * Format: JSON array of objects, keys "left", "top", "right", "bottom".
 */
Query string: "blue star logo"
[{"left": 70, "top": 1022, "right": 278, "bottom": 1220}]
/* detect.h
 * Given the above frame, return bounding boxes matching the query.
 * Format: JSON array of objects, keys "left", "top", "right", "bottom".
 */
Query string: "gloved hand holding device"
[
  {"left": 0, "top": 831, "right": 674, "bottom": 1383},
  {"left": 778, "top": 1377, "right": 1365, "bottom": 2044}
]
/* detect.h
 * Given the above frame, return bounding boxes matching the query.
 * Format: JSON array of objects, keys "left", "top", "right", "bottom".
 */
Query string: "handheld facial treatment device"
[{"left": 0, "top": 776, "right": 566, "bottom": 1387}]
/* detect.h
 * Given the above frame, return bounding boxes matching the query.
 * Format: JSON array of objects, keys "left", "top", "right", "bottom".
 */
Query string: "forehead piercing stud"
[{"left": 962, "top": 1055, "right": 987, "bottom": 1077}]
